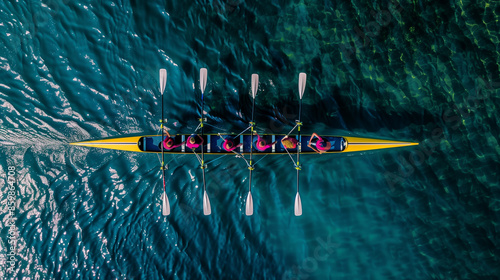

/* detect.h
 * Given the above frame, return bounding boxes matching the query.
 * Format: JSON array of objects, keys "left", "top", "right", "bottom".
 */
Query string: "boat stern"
[{"left": 70, "top": 136, "right": 143, "bottom": 152}]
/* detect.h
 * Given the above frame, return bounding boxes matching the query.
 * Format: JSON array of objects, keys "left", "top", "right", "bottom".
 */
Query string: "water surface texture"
[{"left": 1, "top": 0, "right": 499, "bottom": 279}]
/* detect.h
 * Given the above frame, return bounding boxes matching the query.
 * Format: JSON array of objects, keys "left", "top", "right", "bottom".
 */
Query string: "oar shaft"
[
  {"left": 201, "top": 93, "right": 205, "bottom": 157},
  {"left": 245, "top": 73, "right": 258, "bottom": 213},
  {"left": 249, "top": 170, "right": 252, "bottom": 192},
  {"left": 294, "top": 73, "right": 306, "bottom": 216},
  {"left": 251, "top": 95, "right": 255, "bottom": 123},
  {"left": 202, "top": 168, "right": 206, "bottom": 191},
  {"left": 161, "top": 72, "right": 165, "bottom": 192},
  {"left": 298, "top": 99, "right": 302, "bottom": 122},
  {"left": 159, "top": 69, "right": 170, "bottom": 215},
  {"left": 297, "top": 169, "right": 299, "bottom": 193},
  {"left": 248, "top": 77, "right": 257, "bottom": 192},
  {"left": 297, "top": 99, "right": 302, "bottom": 166},
  {"left": 249, "top": 96, "right": 255, "bottom": 162},
  {"left": 296, "top": 87, "right": 303, "bottom": 193},
  {"left": 199, "top": 68, "right": 211, "bottom": 215},
  {"left": 248, "top": 124, "right": 253, "bottom": 192},
  {"left": 201, "top": 84, "right": 206, "bottom": 191}
]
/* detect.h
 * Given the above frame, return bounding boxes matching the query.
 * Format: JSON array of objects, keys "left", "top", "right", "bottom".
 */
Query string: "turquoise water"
[{"left": 1, "top": 0, "right": 499, "bottom": 279}]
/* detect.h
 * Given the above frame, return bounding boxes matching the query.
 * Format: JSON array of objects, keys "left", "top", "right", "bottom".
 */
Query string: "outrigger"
[{"left": 71, "top": 69, "right": 419, "bottom": 216}]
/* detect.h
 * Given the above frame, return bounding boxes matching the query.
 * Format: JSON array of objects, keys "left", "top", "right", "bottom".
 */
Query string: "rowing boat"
[
  {"left": 70, "top": 134, "right": 419, "bottom": 154},
  {"left": 71, "top": 68, "right": 418, "bottom": 216}
]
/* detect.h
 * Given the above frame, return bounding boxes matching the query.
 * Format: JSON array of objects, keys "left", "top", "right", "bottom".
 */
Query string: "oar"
[
  {"left": 246, "top": 73, "right": 259, "bottom": 216},
  {"left": 200, "top": 68, "right": 211, "bottom": 215},
  {"left": 160, "top": 69, "right": 170, "bottom": 216},
  {"left": 295, "top": 72, "right": 307, "bottom": 216}
]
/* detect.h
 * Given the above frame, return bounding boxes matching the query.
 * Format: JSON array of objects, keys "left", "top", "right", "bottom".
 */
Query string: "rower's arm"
[
  {"left": 308, "top": 134, "right": 317, "bottom": 144},
  {"left": 307, "top": 140, "right": 320, "bottom": 154},
  {"left": 228, "top": 143, "right": 243, "bottom": 152},
  {"left": 309, "top": 145, "right": 321, "bottom": 154},
  {"left": 172, "top": 143, "right": 183, "bottom": 149},
  {"left": 255, "top": 132, "right": 261, "bottom": 143}
]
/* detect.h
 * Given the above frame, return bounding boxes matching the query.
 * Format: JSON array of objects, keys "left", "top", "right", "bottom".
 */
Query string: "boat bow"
[{"left": 343, "top": 136, "right": 419, "bottom": 153}]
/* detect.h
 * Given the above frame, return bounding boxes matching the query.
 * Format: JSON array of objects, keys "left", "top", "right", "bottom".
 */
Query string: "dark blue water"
[{"left": 1, "top": 0, "right": 499, "bottom": 279}]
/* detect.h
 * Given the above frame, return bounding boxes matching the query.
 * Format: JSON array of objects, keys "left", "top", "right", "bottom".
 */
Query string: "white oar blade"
[
  {"left": 251, "top": 74, "right": 259, "bottom": 99},
  {"left": 245, "top": 191, "right": 254, "bottom": 216},
  {"left": 159, "top": 69, "right": 167, "bottom": 95},
  {"left": 298, "top": 73, "right": 307, "bottom": 99},
  {"left": 162, "top": 192, "right": 170, "bottom": 216},
  {"left": 200, "top": 68, "right": 208, "bottom": 94},
  {"left": 203, "top": 190, "right": 212, "bottom": 215},
  {"left": 294, "top": 192, "right": 302, "bottom": 216}
]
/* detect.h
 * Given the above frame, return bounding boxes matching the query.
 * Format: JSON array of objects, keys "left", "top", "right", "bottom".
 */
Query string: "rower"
[
  {"left": 222, "top": 136, "right": 242, "bottom": 152},
  {"left": 186, "top": 134, "right": 204, "bottom": 150},
  {"left": 254, "top": 131, "right": 277, "bottom": 152},
  {"left": 308, "top": 132, "right": 332, "bottom": 154},
  {"left": 161, "top": 130, "right": 185, "bottom": 150}
]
